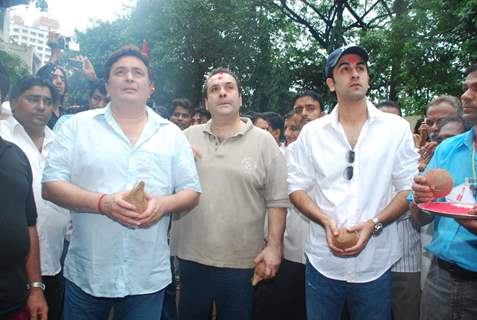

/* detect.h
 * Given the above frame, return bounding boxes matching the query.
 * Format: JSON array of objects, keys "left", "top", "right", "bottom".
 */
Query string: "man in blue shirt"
[
  {"left": 412, "top": 63, "right": 477, "bottom": 319},
  {"left": 42, "top": 46, "right": 201, "bottom": 320}
]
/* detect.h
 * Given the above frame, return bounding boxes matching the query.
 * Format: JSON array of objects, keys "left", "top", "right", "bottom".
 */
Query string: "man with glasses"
[{"left": 288, "top": 45, "right": 418, "bottom": 320}]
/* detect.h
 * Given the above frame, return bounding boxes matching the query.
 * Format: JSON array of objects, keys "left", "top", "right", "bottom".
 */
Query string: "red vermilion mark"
[
  {"left": 346, "top": 55, "right": 360, "bottom": 64},
  {"left": 217, "top": 73, "right": 225, "bottom": 79}
]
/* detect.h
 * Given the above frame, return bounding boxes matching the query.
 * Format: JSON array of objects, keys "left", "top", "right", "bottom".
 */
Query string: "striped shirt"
[{"left": 391, "top": 210, "right": 421, "bottom": 273}]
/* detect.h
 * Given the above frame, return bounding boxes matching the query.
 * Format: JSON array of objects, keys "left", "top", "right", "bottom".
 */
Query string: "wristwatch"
[
  {"left": 27, "top": 282, "right": 46, "bottom": 291},
  {"left": 370, "top": 217, "right": 383, "bottom": 235}
]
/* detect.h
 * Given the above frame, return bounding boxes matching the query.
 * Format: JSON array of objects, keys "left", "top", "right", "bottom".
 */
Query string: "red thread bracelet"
[{"left": 97, "top": 193, "right": 106, "bottom": 214}]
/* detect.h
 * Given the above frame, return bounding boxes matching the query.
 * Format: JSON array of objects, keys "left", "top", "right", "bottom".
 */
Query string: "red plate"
[{"left": 418, "top": 202, "right": 477, "bottom": 219}]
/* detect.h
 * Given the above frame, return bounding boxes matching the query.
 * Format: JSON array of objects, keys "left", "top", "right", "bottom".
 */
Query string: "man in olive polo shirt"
[{"left": 171, "top": 67, "right": 288, "bottom": 320}]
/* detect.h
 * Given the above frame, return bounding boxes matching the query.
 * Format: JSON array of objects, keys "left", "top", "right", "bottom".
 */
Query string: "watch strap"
[{"left": 27, "top": 281, "right": 46, "bottom": 290}]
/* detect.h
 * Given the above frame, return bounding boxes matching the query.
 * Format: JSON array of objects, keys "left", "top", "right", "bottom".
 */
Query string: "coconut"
[
  {"left": 124, "top": 181, "right": 147, "bottom": 213},
  {"left": 332, "top": 229, "right": 359, "bottom": 250},
  {"left": 252, "top": 261, "right": 266, "bottom": 286},
  {"left": 425, "top": 168, "right": 453, "bottom": 198}
]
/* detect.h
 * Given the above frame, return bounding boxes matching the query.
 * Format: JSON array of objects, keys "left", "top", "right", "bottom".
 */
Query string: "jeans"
[
  {"left": 63, "top": 279, "right": 164, "bottom": 320},
  {"left": 420, "top": 258, "right": 477, "bottom": 320},
  {"left": 305, "top": 259, "right": 391, "bottom": 320},
  {"left": 178, "top": 258, "right": 254, "bottom": 320}
]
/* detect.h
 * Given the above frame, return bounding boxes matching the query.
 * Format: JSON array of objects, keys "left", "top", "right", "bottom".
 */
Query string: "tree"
[{"left": 0, "top": 50, "right": 29, "bottom": 90}]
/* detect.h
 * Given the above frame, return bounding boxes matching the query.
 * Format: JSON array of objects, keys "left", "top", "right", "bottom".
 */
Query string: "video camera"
[{"left": 48, "top": 32, "right": 80, "bottom": 51}]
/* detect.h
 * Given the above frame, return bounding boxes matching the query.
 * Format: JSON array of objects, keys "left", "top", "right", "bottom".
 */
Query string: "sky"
[{"left": 9, "top": 0, "right": 136, "bottom": 36}]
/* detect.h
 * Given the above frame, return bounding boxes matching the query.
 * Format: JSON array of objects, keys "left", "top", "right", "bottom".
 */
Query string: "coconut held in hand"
[
  {"left": 124, "top": 181, "right": 148, "bottom": 213},
  {"left": 425, "top": 168, "right": 453, "bottom": 198},
  {"left": 252, "top": 261, "right": 266, "bottom": 286},
  {"left": 332, "top": 229, "right": 359, "bottom": 250}
]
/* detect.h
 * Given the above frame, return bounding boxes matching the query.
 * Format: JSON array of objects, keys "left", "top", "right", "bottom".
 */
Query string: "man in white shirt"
[
  {"left": 0, "top": 76, "right": 70, "bottom": 320},
  {"left": 288, "top": 46, "right": 418, "bottom": 320}
]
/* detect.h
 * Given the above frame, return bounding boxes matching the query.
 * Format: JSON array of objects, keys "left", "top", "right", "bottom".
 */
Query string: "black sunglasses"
[{"left": 344, "top": 150, "right": 355, "bottom": 180}]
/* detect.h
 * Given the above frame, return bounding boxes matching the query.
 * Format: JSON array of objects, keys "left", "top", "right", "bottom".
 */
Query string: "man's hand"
[
  {"left": 456, "top": 207, "right": 477, "bottom": 234},
  {"left": 418, "top": 141, "right": 437, "bottom": 172},
  {"left": 323, "top": 218, "right": 345, "bottom": 255},
  {"left": 27, "top": 288, "right": 48, "bottom": 320},
  {"left": 342, "top": 221, "right": 374, "bottom": 256},
  {"left": 136, "top": 194, "right": 169, "bottom": 228},
  {"left": 76, "top": 56, "right": 97, "bottom": 81},
  {"left": 412, "top": 175, "right": 434, "bottom": 204},
  {"left": 101, "top": 192, "right": 141, "bottom": 227},
  {"left": 253, "top": 242, "right": 283, "bottom": 280}
]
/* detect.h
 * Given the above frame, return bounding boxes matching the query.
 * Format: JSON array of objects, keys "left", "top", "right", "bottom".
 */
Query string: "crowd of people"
[{"left": 0, "top": 42, "right": 476, "bottom": 320}]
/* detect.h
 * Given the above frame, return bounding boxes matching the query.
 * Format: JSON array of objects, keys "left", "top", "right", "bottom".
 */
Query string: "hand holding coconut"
[
  {"left": 251, "top": 242, "right": 282, "bottom": 286},
  {"left": 412, "top": 168, "right": 454, "bottom": 204},
  {"left": 99, "top": 181, "right": 168, "bottom": 228}
]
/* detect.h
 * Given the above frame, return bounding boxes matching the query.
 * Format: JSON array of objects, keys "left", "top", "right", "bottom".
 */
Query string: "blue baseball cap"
[{"left": 325, "top": 45, "right": 369, "bottom": 78}]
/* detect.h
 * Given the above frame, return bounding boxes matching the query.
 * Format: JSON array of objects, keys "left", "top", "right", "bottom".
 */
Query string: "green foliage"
[
  {"left": 71, "top": 0, "right": 476, "bottom": 116},
  {"left": 0, "top": 50, "right": 29, "bottom": 93}
]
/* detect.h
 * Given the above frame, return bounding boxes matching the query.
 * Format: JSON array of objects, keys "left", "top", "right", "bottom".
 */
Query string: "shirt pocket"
[{"left": 131, "top": 150, "right": 174, "bottom": 195}]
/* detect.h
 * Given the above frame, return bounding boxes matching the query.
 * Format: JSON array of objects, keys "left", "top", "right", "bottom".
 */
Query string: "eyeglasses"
[{"left": 344, "top": 150, "right": 355, "bottom": 180}]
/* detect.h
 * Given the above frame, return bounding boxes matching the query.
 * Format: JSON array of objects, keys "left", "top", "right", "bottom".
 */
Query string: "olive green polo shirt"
[{"left": 171, "top": 118, "right": 289, "bottom": 268}]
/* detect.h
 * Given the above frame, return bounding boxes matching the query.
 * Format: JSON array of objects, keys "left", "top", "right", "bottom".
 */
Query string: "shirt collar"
[
  {"left": 203, "top": 117, "right": 254, "bottom": 137},
  {"left": 97, "top": 102, "right": 169, "bottom": 129},
  {"left": 327, "top": 98, "right": 380, "bottom": 129},
  {"left": 462, "top": 127, "right": 476, "bottom": 150},
  {"left": 3, "top": 114, "right": 55, "bottom": 146}
]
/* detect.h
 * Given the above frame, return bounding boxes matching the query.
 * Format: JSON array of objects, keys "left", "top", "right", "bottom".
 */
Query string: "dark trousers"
[
  {"left": 43, "top": 273, "right": 64, "bottom": 320},
  {"left": 178, "top": 258, "right": 254, "bottom": 320},
  {"left": 161, "top": 256, "right": 177, "bottom": 320},
  {"left": 252, "top": 259, "right": 306, "bottom": 320},
  {"left": 391, "top": 271, "right": 420, "bottom": 320}
]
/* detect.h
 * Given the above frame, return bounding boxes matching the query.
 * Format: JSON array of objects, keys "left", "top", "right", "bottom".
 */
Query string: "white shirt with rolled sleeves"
[
  {"left": 288, "top": 101, "right": 419, "bottom": 283},
  {"left": 0, "top": 115, "right": 70, "bottom": 276},
  {"left": 42, "top": 104, "right": 201, "bottom": 297}
]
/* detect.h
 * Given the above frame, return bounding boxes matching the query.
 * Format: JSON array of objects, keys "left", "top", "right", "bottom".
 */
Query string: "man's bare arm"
[
  {"left": 290, "top": 190, "right": 343, "bottom": 253},
  {"left": 26, "top": 226, "right": 48, "bottom": 320},
  {"left": 254, "top": 207, "right": 286, "bottom": 279}
]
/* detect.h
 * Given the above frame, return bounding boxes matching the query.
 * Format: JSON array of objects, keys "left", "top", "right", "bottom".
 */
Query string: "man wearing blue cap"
[{"left": 288, "top": 45, "right": 418, "bottom": 320}]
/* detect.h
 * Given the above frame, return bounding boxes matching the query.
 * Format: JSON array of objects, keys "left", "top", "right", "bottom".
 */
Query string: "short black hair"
[
  {"left": 292, "top": 90, "right": 324, "bottom": 112},
  {"left": 263, "top": 111, "right": 284, "bottom": 134},
  {"left": 193, "top": 107, "right": 211, "bottom": 119},
  {"left": 464, "top": 63, "right": 477, "bottom": 77},
  {"left": 0, "top": 61, "right": 9, "bottom": 102},
  {"left": 104, "top": 45, "right": 152, "bottom": 81},
  {"left": 10, "top": 76, "right": 60, "bottom": 105},
  {"left": 376, "top": 100, "right": 402, "bottom": 116},
  {"left": 284, "top": 110, "right": 296, "bottom": 120},
  {"left": 170, "top": 98, "right": 194, "bottom": 115},
  {"left": 88, "top": 79, "right": 107, "bottom": 98}
]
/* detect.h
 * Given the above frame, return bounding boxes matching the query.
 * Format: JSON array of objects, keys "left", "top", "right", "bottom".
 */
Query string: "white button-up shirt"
[
  {"left": 288, "top": 101, "right": 418, "bottom": 283},
  {"left": 0, "top": 115, "right": 70, "bottom": 276}
]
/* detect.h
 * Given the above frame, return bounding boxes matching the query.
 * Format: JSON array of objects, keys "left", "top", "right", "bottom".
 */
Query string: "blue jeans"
[
  {"left": 63, "top": 279, "right": 164, "bottom": 320},
  {"left": 305, "top": 260, "right": 391, "bottom": 320},
  {"left": 178, "top": 258, "right": 254, "bottom": 320}
]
